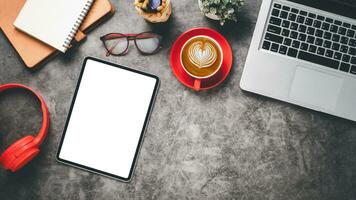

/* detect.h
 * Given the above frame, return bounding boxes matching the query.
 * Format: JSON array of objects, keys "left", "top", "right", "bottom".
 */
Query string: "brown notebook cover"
[{"left": 0, "top": 0, "right": 115, "bottom": 68}]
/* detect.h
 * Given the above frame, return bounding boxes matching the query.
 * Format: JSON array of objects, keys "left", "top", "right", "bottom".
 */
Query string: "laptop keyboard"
[{"left": 262, "top": 2, "right": 356, "bottom": 75}]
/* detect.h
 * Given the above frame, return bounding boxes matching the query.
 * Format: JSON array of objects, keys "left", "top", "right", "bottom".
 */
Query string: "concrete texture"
[{"left": 1, "top": 0, "right": 356, "bottom": 199}]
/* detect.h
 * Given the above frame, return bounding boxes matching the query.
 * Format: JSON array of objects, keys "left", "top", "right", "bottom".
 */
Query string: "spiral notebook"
[{"left": 14, "top": 0, "right": 94, "bottom": 53}]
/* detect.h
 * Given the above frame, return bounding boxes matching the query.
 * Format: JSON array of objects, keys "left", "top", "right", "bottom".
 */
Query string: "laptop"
[{"left": 241, "top": 0, "right": 356, "bottom": 121}]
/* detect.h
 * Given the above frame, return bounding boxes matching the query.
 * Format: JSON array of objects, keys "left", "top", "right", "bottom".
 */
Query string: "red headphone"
[{"left": 0, "top": 83, "right": 50, "bottom": 172}]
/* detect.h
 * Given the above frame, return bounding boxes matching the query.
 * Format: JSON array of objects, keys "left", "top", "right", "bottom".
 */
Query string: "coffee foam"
[
  {"left": 181, "top": 36, "right": 222, "bottom": 78},
  {"left": 188, "top": 41, "right": 217, "bottom": 68}
]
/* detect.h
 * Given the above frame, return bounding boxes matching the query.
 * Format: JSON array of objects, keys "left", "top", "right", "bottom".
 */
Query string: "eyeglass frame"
[{"left": 99, "top": 31, "right": 163, "bottom": 56}]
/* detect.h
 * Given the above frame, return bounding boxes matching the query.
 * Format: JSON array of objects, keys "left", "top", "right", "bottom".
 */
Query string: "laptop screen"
[
  {"left": 329, "top": 0, "right": 356, "bottom": 6},
  {"left": 288, "top": 0, "right": 356, "bottom": 19}
]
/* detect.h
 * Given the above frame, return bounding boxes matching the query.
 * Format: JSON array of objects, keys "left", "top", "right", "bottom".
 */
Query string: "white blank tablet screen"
[{"left": 58, "top": 58, "right": 158, "bottom": 180}]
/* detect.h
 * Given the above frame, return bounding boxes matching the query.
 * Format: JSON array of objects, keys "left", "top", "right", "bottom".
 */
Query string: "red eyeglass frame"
[{"left": 100, "top": 32, "right": 162, "bottom": 56}]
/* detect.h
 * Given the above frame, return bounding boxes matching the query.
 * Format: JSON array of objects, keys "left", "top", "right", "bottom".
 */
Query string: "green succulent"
[{"left": 200, "top": 0, "right": 244, "bottom": 25}]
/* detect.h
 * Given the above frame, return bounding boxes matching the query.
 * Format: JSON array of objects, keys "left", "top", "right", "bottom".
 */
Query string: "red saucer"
[{"left": 170, "top": 27, "right": 233, "bottom": 91}]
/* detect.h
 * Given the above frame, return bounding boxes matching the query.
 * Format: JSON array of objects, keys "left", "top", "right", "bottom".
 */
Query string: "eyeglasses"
[{"left": 100, "top": 32, "right": 162, "bottom": 56}]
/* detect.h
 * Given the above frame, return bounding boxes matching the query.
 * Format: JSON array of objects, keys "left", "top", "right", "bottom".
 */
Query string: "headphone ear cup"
[
  {"left": 9, "top": 148, "right": 39, "bottom": 172},
  {"left": 0, "top": 136, "right": 39, "bottom": 172}
]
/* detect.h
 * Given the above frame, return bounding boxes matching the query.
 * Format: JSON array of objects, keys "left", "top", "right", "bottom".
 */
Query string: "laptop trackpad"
[{"left": 289, "top": 66, "right": 343, "bottom": 111}]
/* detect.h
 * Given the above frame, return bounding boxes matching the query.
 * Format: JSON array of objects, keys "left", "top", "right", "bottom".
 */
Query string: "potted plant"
[
  {"left": 198, "top": 0, "right": 245, "bottom": 25},
  {"left": 135, "top": 0, "right": 172, "bottom": 23}
]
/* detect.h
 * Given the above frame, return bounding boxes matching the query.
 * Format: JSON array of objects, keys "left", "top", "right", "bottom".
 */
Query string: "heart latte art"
[
  {"left": 188, "top": 41, "right": 217, "bottom": 68},
  {"left": 181, "top": 36, "right": 222, "bottom": 78}
]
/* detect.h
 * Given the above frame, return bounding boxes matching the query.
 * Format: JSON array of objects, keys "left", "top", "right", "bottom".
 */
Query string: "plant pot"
[
  {"left": 135, "top": 0, "right": 172, "bottom": 23},
  {"left": 198, "top": 0, "right": 220, "bottom": 20}
]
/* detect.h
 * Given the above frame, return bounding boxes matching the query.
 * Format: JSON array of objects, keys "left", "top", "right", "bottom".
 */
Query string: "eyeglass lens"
[
  {"left": 135, "top": 33, "right": 161, "bottom": 54},
  {"left": 103, "top": 34, "right": 128, "bottom": 55}
]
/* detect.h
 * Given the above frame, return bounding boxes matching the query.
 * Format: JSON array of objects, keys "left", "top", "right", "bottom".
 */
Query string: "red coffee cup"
[
  {"left": 170, "top": 27, "right": 233, "bottom": 91},
  {"left": 180, "top": 35, "right": 224, "bottom": 91}
]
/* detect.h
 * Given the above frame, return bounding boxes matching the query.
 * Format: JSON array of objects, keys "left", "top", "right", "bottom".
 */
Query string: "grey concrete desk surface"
[{"left": 0, "top": 0, "right": 356, "bottom": 199}]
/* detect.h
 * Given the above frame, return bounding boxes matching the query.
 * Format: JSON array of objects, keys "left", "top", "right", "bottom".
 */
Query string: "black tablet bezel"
[{"left": 56, "top": 56, "right": 160, "bottom": 182}]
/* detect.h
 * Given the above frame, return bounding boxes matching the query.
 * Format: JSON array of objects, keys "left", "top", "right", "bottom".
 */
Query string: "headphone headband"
[{"left": 0, "top": 83, "right": 49, "bottom": 146}]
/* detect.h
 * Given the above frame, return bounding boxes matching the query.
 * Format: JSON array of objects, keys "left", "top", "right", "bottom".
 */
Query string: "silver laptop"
[{"left": 241, "top": 0, "right": 356, "bottom": 121}]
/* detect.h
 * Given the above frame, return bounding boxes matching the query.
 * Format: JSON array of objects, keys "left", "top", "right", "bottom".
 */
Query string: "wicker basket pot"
[{"left": 134, "top": 0, "right": 172, "bottom": 23}]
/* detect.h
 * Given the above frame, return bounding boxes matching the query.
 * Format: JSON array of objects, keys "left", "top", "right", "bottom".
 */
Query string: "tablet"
[{"left": 57, "top": 57, "right": 159, "bottom": 181}]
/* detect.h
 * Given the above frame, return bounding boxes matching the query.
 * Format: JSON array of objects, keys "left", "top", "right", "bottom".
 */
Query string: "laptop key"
[
  {"left": 334, "top": 20, "right": 342, "bottom": 25},
  {"left": 338, "top": 27, "right": 347, "bottom": 35},
  {"left": 322, "top": 22, "right": 330, "bottom": 31},
  {"left": 265, "top": 33, "right": 283, "bottom": 43},
  {"left": 274, "top": 3, "right": 282, "bottom": 8},
  {"left": 317, "top": 15, "right": 325, "bottom": 21},
  {"left": 282, "top": 6, "right": 290, "bottom": 11},
  {"left": 325, "top": 50, "right": 334, "bottom": 58},
  {"left": 326, "top": 17, "right": 333, "bottom": 23},
  {"left": 332, "top": 43, "right": 340, "bottom": 51},
  {"left": 347, "top": 29, "right": 355, "bottom": 38},
  {"left": 272, "top": 9, "right": 280, "bottom": 17},
  {"left": 323, "top": 32, "right": 332, "bottom": 40},
  {"left": 269, "top": 17, "right": 282, "bottom": 26},
  {"left": 340, "top": 45, "right": 348, "bottom": 53},
  {"left": 315, "top": 29, "right": 323, "bottom": 37},
  {"left": 292, "top": 40, "right": 300, "bottom": 48},
  {"left": 291, "top": 8, "right": 299, "bottom": 14},
  {"left": 271, "top": 43, "right": 279, "bottom": 52},
  {"left": 297, "top": 16, "right": 305, "bottom": 23},
  {"left": 301, "top": 43, "right": 309, "bottom": 51},
  {"left": 332, "top": 34, "right": 340, "bottom": 42},
  {"left": 340, "top": 63, "right": 350, "bottom": 72},
  {"left": 340, "top": 36, "right": 348, "bottom": 45},
  {"left": 282, "top": 20, "right": 290, "bottom": 28},
  {"left": 343, "top": 22, "right": 351, "bottom": 28},
  {"left": 298, "top": 25, "right": 307, "bottom": 33},
  {"left": 315, "top": 38, "right": 323, "bottom": 46},
  {"left": 280, "top": 11, "right": 288, "bottom": 19},
  {"left": 308, "top": 13, "right": 316, "bottom": 18},
  {"left": 267, "top": 25, "right": 282, "bottom": 34},
  {"left": 290, "top": 23, "right": 298, "bottom": 30},
  {"left": 323, "top": 40, "right": 331, "bottom": 48},
  {"left": 288, "top": 13, "right": 297, "bottom": 21},
  {"left": 298, "top": 33, "right": 307, "bottom": 41},
  {"left": 290, "top": 31, "right": 298, "bottom": 39},
  {"left": 313, "top": 20, "right": 321, "bottom": 28},
  {"left": 349, "top": 39, "right": 356, "bottom": 47},
  {"left": 298, "top": 51, "right": 340, "bottom": 69},
  {"left": 334, "top": 52, "right": 342, "bottom": 60},
  {"left": 282, "top": 29, "right": 290, "bottom": 37},
  {"left": 309, "top": 45, "right": 317, "bottom": 53},
  {"left": 279, "top": 45, "right": 288, "bottom": 54},
  {"left": 307, "top": 27, "right": 315, "bottom": 35},
  {"left": 330, "top": 25, "right": 338, "bottom": 33},
  {"left": 287, "top": 48, "right": 298, "bottom": 57},
  {"left": 349, "top": 47, "right": 356, "bottom": 55},
  {"left": 351, "top": 57, "right": 356, "bottom": 64},
  {"left": 317, "top": 47, "right": 325, "bottom": 55},
  {"left": 300, "top": 11, "right": 307, "bottom": 16},
  {"left": 342, "top": 54, "right": 351, "bottom": 62},
  {"left": 305, "top": 18, "right": 313, "bottom": 26},
  {"left": 307, "top": 36, "right": 315, "bottom": 44},
  {"left": 350, "top": 65, "right": 356, "bottom": 74},
  {"left": 284, "top": 38, "right": 292, "bottom": 46},
  {"left": 262, "top": 41, "right": 271, "bottom": 50}
]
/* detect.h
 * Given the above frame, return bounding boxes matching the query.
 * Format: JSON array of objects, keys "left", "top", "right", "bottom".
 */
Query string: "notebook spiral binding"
[{"left": 62, "top": 0, "right": 94, "bottom": 49}]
